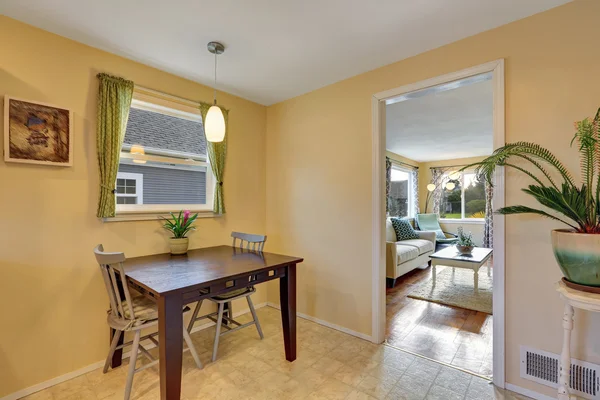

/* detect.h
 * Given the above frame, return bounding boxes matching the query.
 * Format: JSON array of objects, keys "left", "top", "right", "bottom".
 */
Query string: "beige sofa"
[{"left": 386, "top": 218, "right": 436, "bottom": 287}]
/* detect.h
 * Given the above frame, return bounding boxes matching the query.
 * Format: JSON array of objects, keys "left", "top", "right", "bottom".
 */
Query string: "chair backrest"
[
  {"left": 94, "top": 244, "right": 136, "bottom": 322},
  {"left": 415, "top": 213, "right": 445, "bottom": 239},
  {"left": 415, "top": 213, "right": 442, "bottom": 231},
  {"left": 231, "top": 231, "right": 267, "bottom": 252}
]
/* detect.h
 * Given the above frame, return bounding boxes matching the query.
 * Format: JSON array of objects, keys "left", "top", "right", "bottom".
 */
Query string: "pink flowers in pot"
[{"left": 161, "top": 210, "right": 199, "bottom": 239}]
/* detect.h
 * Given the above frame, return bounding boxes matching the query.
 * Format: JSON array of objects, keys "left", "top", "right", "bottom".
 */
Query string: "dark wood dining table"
[{"left": 109, "top": 245, "right": 303, "bottom": 399}]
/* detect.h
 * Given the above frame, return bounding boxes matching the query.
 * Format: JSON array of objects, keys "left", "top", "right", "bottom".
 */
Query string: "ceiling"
[
  {"left": 386, "top": 76, "right": 493, "bottom": 162},
  {"left": 0, "top": 0, "right": 570, "bottom": 105}
]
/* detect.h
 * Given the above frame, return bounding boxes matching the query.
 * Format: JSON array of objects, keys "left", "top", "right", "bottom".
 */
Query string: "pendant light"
[{"left": 205, "top": 41, "right": 226, "bottom": 143}]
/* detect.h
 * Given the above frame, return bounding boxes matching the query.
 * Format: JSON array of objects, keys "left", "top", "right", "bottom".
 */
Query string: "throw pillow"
[{"left": 391, "top": 218, "right": 419, "bottom": 241}]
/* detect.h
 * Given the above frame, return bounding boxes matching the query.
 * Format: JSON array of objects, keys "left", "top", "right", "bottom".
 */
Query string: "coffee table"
[{"left": 429, "top": 246, "right": 493, "bottom": 292}]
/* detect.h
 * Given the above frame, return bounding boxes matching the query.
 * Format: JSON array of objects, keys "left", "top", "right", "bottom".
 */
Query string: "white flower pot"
[{"left": 169, "top": 237, "right": 189, "bottom": 255}]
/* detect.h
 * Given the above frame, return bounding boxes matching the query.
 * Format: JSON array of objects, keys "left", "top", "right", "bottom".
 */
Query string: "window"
[
  {"left": 388, "top": 165, "right": 414, "bottom": 218},
  {"left": 116, "top": 172, "right": 143, "bottom": 205},
  {"left": 440, "top": 172, "right": 485, "bottom": 220},
  {"left": 116, "top": 94, "right": 213, "bottom": 213}
]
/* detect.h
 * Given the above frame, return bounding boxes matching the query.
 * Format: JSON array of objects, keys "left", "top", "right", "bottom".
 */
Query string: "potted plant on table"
[
  {"left": 162, "top": 210, "right": 198, "bottom": 255},
  {"left": 456, "top": 227, "right": 475, "bottom": 255},
  {"left": 465, "top": 107, "right": 600, "bottom": 290}
]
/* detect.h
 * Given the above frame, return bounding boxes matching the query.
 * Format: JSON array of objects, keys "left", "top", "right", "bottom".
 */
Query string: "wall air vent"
[{"left": 520, "top": 346, "right": 600, "bottom": 399}]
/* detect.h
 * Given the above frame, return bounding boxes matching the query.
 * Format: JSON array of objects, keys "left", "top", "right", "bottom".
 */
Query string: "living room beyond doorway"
[{"left": 383, "top": 70, "right": 497, "bottom": 378}]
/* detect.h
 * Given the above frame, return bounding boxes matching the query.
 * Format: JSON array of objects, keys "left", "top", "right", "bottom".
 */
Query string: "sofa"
[{"left": 386, "top": 217, "right": 436, "bottom": 288}]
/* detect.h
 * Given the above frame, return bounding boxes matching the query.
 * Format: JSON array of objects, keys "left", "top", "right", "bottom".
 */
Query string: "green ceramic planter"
[{"left": 551, "top": 229, "right": 600, "bottom": 287}]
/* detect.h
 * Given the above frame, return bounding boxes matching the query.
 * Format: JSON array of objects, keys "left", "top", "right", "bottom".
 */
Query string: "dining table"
[{"left": 108, "top": 245, "right": 303, "bottom": 399}]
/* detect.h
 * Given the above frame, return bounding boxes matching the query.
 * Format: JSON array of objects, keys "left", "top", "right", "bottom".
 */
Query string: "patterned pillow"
[{"left": 391, "top": 218, "right": 419, "bottom": 241}]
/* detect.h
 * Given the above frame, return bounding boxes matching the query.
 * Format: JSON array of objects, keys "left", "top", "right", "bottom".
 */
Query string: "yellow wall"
[
  {"left": 266, "top": 0, "right": 600, "bottom": 396},
  {"left": 0, "top": 17, "right": 267, "bottom": 396}
]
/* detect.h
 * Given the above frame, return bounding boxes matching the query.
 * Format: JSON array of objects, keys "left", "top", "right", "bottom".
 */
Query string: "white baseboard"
[
  {"left": 1, "top": 302, "right": 267, "bottom": 400},
  {"left": 505, "top": 383, "right": 557, "bottom": 400},
  {"left": 266, "top": 302, "right": 372, "bottom": 341}
]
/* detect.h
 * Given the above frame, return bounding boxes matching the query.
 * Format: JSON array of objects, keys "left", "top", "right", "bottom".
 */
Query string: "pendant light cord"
[{"left": 213, "top": 51, "right": 218, "bottom": 106}]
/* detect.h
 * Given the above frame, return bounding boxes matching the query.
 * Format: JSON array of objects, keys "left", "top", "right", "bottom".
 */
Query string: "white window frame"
[
  {"left": 116, "top": 172, "right": 144, "bottom": 205},
  {"left": 389, "top": 164, "right": 415, "bottom": 219},
  {"left": 439, "top": 170, "right": 485, "bottom": 223},
  {"left": 115, "top": 95, "right": 214, "bottom": 215}
]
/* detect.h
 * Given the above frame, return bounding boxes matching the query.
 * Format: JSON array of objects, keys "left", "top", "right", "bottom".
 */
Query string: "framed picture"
[{"left": 4, "top": 96, "right": 73, "bottom": 166}]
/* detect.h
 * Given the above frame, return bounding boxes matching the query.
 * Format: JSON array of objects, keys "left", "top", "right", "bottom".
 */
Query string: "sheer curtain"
[
  {"left": 431, "top": 168, "right": 443, "bottom": 214},
  {"left": 483, "top": 180, "right": 494, "bottom": 248},
  {"left": 411, "top": 169, "right": 420, "bottom": 216},
  {"left": 385, "top": 157, "right": 392, "bottom": 215}
]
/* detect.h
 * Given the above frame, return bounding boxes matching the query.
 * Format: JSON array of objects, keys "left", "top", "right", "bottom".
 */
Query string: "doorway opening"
[{"left": 371, "top": 60, "right": 505, "bottom": 387}]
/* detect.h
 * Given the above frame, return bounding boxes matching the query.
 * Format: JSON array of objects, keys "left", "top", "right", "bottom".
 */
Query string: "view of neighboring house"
[{"left": 116, "top": 106, "right": 208, "bottom": 205}]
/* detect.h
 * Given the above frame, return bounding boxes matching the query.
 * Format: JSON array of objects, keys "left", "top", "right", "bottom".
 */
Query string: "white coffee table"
[{"left": 430, "top": 246, "right": 493, "bottom": 292}]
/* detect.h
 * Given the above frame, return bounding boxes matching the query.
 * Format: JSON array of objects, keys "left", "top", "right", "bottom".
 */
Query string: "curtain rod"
[
  {"left": 135, "top": 85, "right": 201, "bottom": 107},
  {"left": 390, "top": 159, "right": 419, "bottom": 169},
  {"left": 429, "top": 163, "right": 471, "bottom": 170}
]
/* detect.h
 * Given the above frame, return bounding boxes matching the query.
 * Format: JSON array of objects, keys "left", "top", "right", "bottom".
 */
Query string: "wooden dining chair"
[
  {"left": 94, "top": 245, "right": 203, "bottom": 400},
  {"left": 187, "top": 232, "right": 266, "bottom": 361}
]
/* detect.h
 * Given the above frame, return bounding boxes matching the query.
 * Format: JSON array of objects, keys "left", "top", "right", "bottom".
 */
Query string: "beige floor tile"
[
  {"left": 18, "top": 307, "right": 534, "bottom": 400},
  {"left": 331, "top": 364, "right": 369, "bottom": 387},
  {"left": 19, "top": 390, "right": 55, "bottom": 400},
  {"left": 347, "top": 389, "right": 379, "bottom": 400},
  {"left": 308, "top": 377, "right": 354, "bottom": 400},
  {"left": 49, "top": 375, "right": 90, "bottom": 399}
]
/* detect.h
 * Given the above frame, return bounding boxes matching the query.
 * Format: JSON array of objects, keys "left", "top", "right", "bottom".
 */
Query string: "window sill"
[
  {"left": 439, "top": 218, "right": 485, "bottom": 225},
  {"left": 102, "top": 210, "right": 221, "bottom": 223}
]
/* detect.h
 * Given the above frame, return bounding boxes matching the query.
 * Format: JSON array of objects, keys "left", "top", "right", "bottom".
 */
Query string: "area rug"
[{"left": 408, "top": 267, "right": 493, "bottom": 314}]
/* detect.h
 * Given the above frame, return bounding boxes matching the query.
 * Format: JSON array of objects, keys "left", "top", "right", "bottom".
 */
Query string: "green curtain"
[
  {"left": 96, "top": 73, "right": 134, "bottom": 218},
  {"left": 200, "top": 103, "right": 228, "bottom": 214}
]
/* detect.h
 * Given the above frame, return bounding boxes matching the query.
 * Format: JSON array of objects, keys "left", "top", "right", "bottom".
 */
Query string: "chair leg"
[
  {"left": 247, "top": 295, "right": 264, "bottom": 339},
  {"left": 226, "top": 301, "right": 233, "bottom": 325},
  {"left": 187, "top": 300, "right": 203, "bottom": 333},
  {"left": 124, "top": 330, "right": 141, "bottom": 400},
  {"left": 212, "top": 302, "right": 225, "bottom": 362},
  {"left": 182, "top": 322, "right": 203, "bottom": 369},
  {"left": 104, "top": 329, "right": 122, "bottom": 373}
]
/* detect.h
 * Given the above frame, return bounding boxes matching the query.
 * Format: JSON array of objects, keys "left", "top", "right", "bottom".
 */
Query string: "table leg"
[
  {"left": 474, "top": 268, "right": 479, "bottom": 293},
  {"left": 158, "top": 293, "right": 184, "bottom": 400},
  {"left": 558, "top": 303, "right": 574, "bottom": 400},
  {"left": 280, "top": 263, "right": 297, "bottom": 362},
  {"left": 109, "top": 328, "right": 124, "bottom": 368},
  {"left": 432, "top": 264, "right": 437, "bottom": 286}
]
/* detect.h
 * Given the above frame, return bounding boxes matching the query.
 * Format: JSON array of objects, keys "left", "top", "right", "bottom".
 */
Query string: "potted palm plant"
[
  {"left": 465, "top": 108, "right": 600, "bottom": 289},
  {"left": 162, "top": 210, "right": 199, "bottom": 255}
]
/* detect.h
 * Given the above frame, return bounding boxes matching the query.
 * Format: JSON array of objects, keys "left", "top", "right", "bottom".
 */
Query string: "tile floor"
[
  {"left": 386, "top": 264, "right": 493, "bottom": 376},
  {"left": 21, "top": 307, "right": 528, "bottom": 400}
]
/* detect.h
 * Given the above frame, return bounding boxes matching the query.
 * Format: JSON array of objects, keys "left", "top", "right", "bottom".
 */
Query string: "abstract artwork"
[{"left": 4, "top": 96, "right": 73, "bottom": 166}]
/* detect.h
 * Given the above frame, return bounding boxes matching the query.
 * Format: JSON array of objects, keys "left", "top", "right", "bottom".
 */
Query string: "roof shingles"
[{"left": 124, "top": 108, "right": 206, "bottom": 156}]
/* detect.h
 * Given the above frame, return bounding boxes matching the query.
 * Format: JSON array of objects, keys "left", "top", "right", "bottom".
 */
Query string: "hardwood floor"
[{"left": 385, "top": 264, "right": 493, "bottom": 377}]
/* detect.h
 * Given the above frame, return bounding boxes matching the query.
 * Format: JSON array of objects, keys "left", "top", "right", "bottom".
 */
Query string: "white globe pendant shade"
[
  {"left": 448, "top": 171, "right": 461, "bottom": 180},
  {"left": 426, "top": 183, "right": 436, "bottom": 192},
  {"left": 445, "top": 182, "right": 456, "bottom": 190},
  {"left": 205, "top": 105, "right": 225, "bottom": 142}
]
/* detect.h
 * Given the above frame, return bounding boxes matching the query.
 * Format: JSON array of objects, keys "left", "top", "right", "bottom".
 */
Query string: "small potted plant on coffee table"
[
  {"left": 162, "top": 210, "right": 198, "bottom": 255},
  {"left": 456, "top": 227, "right": 475, "bottom": 255}
]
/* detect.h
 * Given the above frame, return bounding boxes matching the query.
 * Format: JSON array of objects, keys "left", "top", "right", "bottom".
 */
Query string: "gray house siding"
[{"left": 119, "top": 164, "right": 206, "bottom": 205}]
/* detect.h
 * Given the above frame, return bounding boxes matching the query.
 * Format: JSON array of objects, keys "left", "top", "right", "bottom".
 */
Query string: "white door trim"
[{"left": 370, "top": 59, "right": 506, "bottom": 388}]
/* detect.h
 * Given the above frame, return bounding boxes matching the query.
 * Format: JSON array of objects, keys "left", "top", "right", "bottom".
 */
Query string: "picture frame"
[{"left": 4, "top": 96, "right": 73, "bottom": 166}]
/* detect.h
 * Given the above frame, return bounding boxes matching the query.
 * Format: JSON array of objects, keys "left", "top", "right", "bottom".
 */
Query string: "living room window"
[
  {"left": 440, "top": 171, "right": 485, "bottom": 220},
  {"left": 116, "top": 94, "right": 214, "bottom": 214},
  {"left": 388, "top": 165, "right": 414, "bottom": 218}
]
